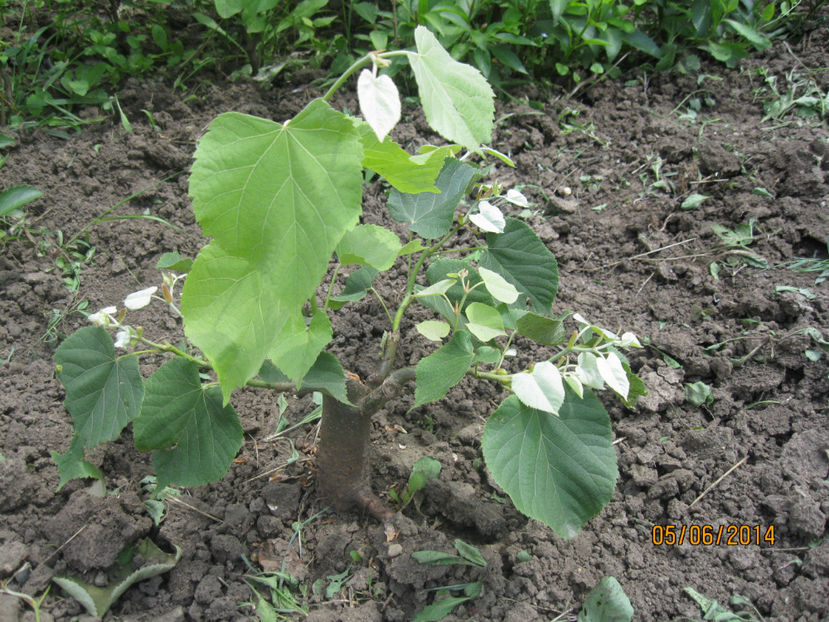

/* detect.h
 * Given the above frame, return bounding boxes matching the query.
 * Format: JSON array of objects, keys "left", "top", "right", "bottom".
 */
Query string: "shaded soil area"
[{"left": 1, "top": 24, "right": 828, "bottom": 622}]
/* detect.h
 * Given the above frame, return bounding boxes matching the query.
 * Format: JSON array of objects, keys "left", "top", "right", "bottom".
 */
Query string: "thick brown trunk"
[
  {"left": 315, "top": 365, "right": 416, "bottom": 522},
  {"left": 316, "top": 393, "right": 372, "bottom": 510}
]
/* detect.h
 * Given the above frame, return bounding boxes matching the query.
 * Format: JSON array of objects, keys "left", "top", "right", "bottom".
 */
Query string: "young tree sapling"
[{"left": 54, "top": 27, "right": 645, "bottom": 538}]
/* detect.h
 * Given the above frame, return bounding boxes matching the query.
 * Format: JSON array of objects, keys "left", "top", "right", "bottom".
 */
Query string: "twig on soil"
[
  {"left": 40, "top": 526, "right": 86, "bottom": 566},
  {"left": 243, "top": 456, "right": 314, "bottom": 484},
  {"left": 167, "top": 496, "right": 224, "bottom": 523},
  {"left": 636, "top": 273, "right": 653, "bottom": 296},
  {"left": 688, "top": 456, "right": 747, "bottom": 508},
  {"left": 599, "top": 238, "right": 697, "bottom": 270}
]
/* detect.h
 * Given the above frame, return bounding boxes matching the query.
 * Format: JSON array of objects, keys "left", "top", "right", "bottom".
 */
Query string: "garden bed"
[{"left": 1, "top": 23, "right": 827, "bottom": 622}]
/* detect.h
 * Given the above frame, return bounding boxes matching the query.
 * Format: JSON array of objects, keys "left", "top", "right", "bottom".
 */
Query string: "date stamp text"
[{"left": 651, "top": 524, "right": 775, "bottom": 547}]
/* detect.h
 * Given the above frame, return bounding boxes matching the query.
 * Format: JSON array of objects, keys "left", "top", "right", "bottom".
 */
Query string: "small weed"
[
  {"left": 787, "top": 236, "right": 829, "bottom": 284},
  {"left": 41, "top": 299, "right": 89, "bottom": 346},
  {"left": 140, "top": 475, "right": 182, "bottom": 527},
  {"left": 755, "top": 66, "right": 828, "bottom": 123},
  {"left": 312, "top": 568, "right": 351, "bottom": 600},
  {"left": 681, "top": 587, "right": 765, "bottom": 621},
  {"left": 244, "top": 571, "right": 309, "bottom": 620},
  {"left": 685, "top": 381, "right": 713, "bottom": 407},
  {"left": 420, "top": 413, "right": 436, "bottom": 433},
  {"left": 709, "top": 219, "right": 769, "bottom": 279},
  {"left": 413, "top": 539, "right": 487, "bottom": 568},
  {"left": 0, "top": 582, "right": 50, "bottom": 622},
  {"left": 242, "top": 509, "right": 328, "bottom": 619},
  {"left": 411, "top": 539, "right": 486, "bottom": 621},
  {"left": 388, "top": 456, "right": 441, "bottom": 512}
]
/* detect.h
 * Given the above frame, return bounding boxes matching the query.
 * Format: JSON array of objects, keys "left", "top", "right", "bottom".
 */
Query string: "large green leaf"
[
  {"left": 357, "top": 122, "right": 453, "bottom": 194},
  {"left": 336, "top": 224, "right": 402, "bottom": 270},
  {"left": 481, "top": 390, "right": 617, "bottom": 538},
  {"left": 479, "top": 217, "right": 559, "bottom": 314},
  {"left": 268, "top": 308, "right": 332, "bottom": 381},
  {"left": 298, "top": 351, "right": 350, "bottom": 404},
  {"left": 516, "top": 312, "right": 567, "bottom": 346},
  {"left": 388, "top": 158, "right": 478, "bottom": 239},
  {"left": 133, "top": 358, "right": 243, "bottom": 489},
  {"left": 54, "top": 326, "right": 144, "bottom": 447},
  {"left": 407, "top": 26, "right": 494, "bottom": 152},
  {"left": 182, "top": 99, "right": 363, "bottom": 399},
  {"left": 413, "top": 330, "right": 475, "bottom": 408}
]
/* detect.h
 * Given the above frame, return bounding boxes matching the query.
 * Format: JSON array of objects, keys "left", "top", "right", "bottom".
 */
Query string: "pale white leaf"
[
  {"left": 124, "top": 287, "right": 158, "bottom": 310},
  {"left": 469, "top": 200, "right": 505, "bottom": 233},
  {"left": 357, "top": 69, "right": 401, "bottom": 142},
  {"left": 88, "top": 306, "right": 117, "bottom": 326},
  {"left": 478, "top": 267, "right": 518, "bottom": 303},
  {"left": 505, "top": 188, "right": 529, "bottom": 207},
  {"left": 511, "top": 361, "right": 565, "bottom": 415},
  {"left": 619, "top": 332, "right": 642, "bottom": 348},
  {"left": 564, "top": 374, "right": 584, "bottom": 399},
  {"left": 575, "top": 352, "right": 604, "bottom": 390},
  {"left": 114, "top": 328, "right": 131, "bottom": 349},
  {"left": 596, "top": 352, "right": 629, "bottom": 398}
]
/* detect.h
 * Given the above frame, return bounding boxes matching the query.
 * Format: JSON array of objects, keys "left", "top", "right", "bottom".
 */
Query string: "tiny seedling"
[
  {"left": 412, "top": 538, "right": 487, "bottom": 569},
  {"left": 685, "top": 381, "right": 714, "bottom": 407},
  {"left": 53, "top": 29, "right": 645, "bottom": 540},
  {"left": 577, "top": 577, "right": 633, "bottom": 622},
  {"left": 709, "top": 219, "right": 769, "bottom": 279},
  {"left": 412, "top": 539, "right": 486, "bottom": 622},
  {"left": 244, "top": 571, "right": 309, "bottom": 620},
  {"left": 787, "top": 237, "right": 829, "bottom": 284},
  {"left": 388, "top": 456, "right": 441, "bottom": 511},
  {"left": 682, "top": 586, "right": 765, "bottom": 622},
  {"left": 140, "top": 475, "right": 182, "bottom": 527},
  {"left": 0, "top": 583, "right": 50, "bottom": 622},
  {"left": 312, "top": 568, "right": 351, "bottom": 600},
  {"left": 414, "top": 581, "right": 482, "bottom": 622}
]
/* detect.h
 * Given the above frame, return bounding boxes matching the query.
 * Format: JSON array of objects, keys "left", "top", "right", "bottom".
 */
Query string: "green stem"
[
  {"left": 323, "top": 263, "right": 341, "bottom": 310},
  {"left": 245, "top": 378, "right": 298, "bottom": 392},
  {"left": 392, "top": 225, "right": 462, "bottom": 332},
  {"left": 369, "top": 287, "right": 393, "bottom": 324},
  {"left": 322, "top": 50, "right": 409, "bottom": 102},
  {"left": 468, "top": 367, "right": 510, "bottom": 385},
  {"left": 137, "top": 338, "right": 210, "bottom": 368},
  {"left": 495, "top": 330, "right": 516, "bottom": 369}
]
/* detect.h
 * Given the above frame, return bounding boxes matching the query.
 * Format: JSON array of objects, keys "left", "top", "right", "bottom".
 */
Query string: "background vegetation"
[{"left": 0, "top": 0, "right": 824, "bottom": 131}]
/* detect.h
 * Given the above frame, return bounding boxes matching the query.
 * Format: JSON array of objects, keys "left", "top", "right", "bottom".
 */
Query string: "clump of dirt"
[{"left": 1, "top": 23, "right": 828, "bottom": 622}]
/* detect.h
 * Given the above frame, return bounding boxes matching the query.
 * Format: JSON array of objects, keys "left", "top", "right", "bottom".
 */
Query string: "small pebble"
[{"left": 387, "top": 544, "right": 403, "bottom": 558}]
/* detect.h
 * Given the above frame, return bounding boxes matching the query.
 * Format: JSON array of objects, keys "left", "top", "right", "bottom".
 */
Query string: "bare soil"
[{"left": 1, "top": 24, "right": 827, "bottom": 622}]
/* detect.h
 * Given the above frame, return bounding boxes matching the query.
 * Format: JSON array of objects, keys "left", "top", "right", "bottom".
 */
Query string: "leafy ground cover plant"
[{"left": 53, "top": 27, "right": 644, "bottom": 538}]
